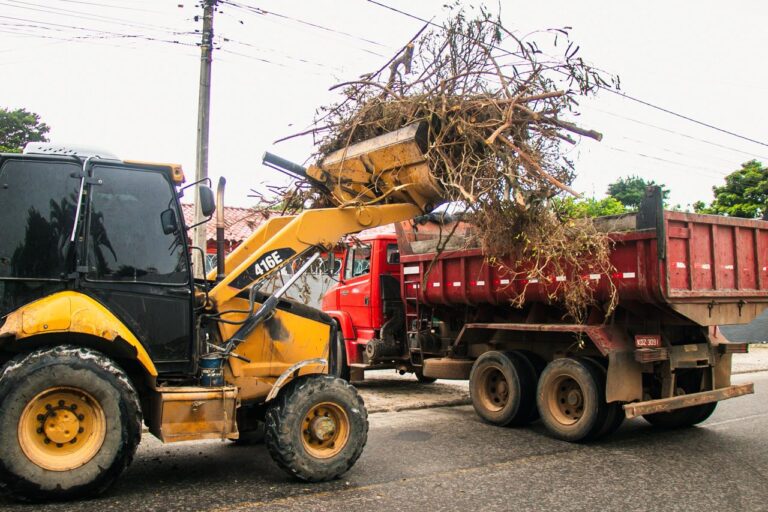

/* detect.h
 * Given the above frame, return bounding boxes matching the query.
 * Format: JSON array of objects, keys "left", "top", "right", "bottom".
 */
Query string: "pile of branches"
[{"left": 279, "top": 6, "right": 620, "bottom": 321}]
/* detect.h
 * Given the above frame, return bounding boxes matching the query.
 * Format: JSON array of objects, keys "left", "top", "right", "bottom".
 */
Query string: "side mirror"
[
  {"left": 160, "top": 208, "right": 178, "bottom": 235},
  {"left": 199, "top": 185, "right": 216, "bottom": 218}
]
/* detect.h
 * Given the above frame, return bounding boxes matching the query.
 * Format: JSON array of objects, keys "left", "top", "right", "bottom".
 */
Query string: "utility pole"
[{"left": 193, "top": 0, "right": 216, "bottom": 277}]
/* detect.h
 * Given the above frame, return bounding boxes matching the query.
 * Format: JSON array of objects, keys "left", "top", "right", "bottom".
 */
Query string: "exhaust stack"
[{"left": 216, "top": 177, "right": 226, "bottom": 282}]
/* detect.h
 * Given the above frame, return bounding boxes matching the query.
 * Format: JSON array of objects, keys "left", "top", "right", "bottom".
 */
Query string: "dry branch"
[{"left": 270, "top": 5, "right": 621, "bottom": 322}]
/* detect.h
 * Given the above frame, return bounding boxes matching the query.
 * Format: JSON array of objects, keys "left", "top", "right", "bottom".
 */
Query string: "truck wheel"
[
  {"left": 536, "top": 357, "right": 608, "bottom": 442},
  {"left": 643, "top": 402, "right": 717, "bottom": 429},
  {"left": 0, "top": 345, "right": 142, "bottom": 502},
  {"left": 469, "top": 351, "right": 536, "bottom": 427},
  {"left": 511, "top": 350, "right": 546, "bottom": 422},
  {"left": 329, "top": 329, "right": 350, "bottom": 381},
  {"left": 415, "top": 369, "right": 437, "bottom": 384},
  {"left": 265, "top": 374, "right": 367, "bottom": 482},
  {"left": 580, "top": 358, "right": 624, "bottom": 438}
]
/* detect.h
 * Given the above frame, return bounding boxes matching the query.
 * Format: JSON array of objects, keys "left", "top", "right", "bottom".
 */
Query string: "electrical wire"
[
  {"left": 583, "top": 105, "right": 768, "bottom": 162},
  {"left": 51, "top": 0, "right": 168, "bottom": 14},
  {"left": 222, "top": 0, "right": 390, "bottom": 51},
  {"left": 364, "top": 0, "right": 768, "bottom": 150},
  {"left": 601, "top": 88, "right": 768, "bottom": 149},
  {"left": 601, "top": 145, "right": 728, "bottom": 179},
  {"left": 2, "top": 0, "right": 191, "bottom": 36}
]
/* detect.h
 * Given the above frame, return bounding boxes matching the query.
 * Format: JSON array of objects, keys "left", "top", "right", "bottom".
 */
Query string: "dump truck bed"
[{"left": 398, "top": 208, "right": 768, "bottom": 326}]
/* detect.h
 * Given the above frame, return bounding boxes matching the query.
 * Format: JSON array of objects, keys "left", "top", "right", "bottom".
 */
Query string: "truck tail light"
[{"left": 719, "top": 343, "right": 749, "bottom": 354}]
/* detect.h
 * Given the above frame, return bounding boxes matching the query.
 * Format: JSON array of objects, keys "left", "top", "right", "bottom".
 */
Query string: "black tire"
[
  {"left": 511, "top": 350, "right": 546, "bottom": 422},
  {"left": 580, "top": 358, "right": 624, "bottom": 438},
  {"left": 329, "top": 327, "right": 350, "bottom": 381},
  {"left": 415, "top": 369, "right": 437, "bottom": 384},
  {"left": 536, "top": 357, "right": 608, "bottom": 443},
  {"left": 469, "top": 351, "right": 537, "bottom": 427},
  {"left": 643, "top": 402, "right": 717, "bottom": 429},
  {"left": 0, "top": 345, "right": 142, "bottom": 502},
  {"left": 265, "top": 374, "right": 367, "bottom": 482},
  {"left": 643, "top": 368, "right": 718, "bottom": 429},
  {"left": 232, "top": 407, "right": 266, "bottom": 445}
]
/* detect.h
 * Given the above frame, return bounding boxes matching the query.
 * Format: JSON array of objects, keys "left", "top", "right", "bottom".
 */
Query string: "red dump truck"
[{"left": 323, "top": 189, "right": 766, "bottom": 441}]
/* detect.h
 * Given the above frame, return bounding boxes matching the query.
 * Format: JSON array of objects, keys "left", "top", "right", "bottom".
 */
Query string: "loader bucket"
[{"left": 306, "top": 121, "right": 444, "bottom": 212}]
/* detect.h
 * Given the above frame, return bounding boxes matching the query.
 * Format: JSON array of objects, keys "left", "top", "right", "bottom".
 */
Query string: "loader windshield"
[{"left": 85, "top": 166, "right": 189, "bottom": 285}]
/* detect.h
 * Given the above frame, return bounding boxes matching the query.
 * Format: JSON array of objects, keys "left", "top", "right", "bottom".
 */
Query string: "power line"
[
  {"left": 221, "top": 37, "right": 346, "bottom": 72},
  {"left": 602, "top": 145, "right": 727, "bottom": 179},
  {"left": 365, "top": 0, "right": 434, "bottom": 26},
  {"left": 584, "top": 105, "right": 768, "bottom": 161},
  {"left": 221, "top": 0, "right": 389, "bottom": 56},
  {"left": 602, "top": 88, "right": 768, "bottom": 149},
  {"left": 618, "top": 135, "right": 741, "bottom": 168},
  {"left": 51, "top": 0, "right": 167, "bottom": 14},
  {"left": 3, "top": 0, "right": 189, "bottom": 35},
  {"left": 364, "top": 0, "right": 768, "bottom": 150},
  {"left": 0, "top": 14, "right": 197, "bottom": 46}
]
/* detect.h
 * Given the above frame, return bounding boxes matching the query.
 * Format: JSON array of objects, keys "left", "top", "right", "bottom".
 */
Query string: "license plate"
[{"left": 635, "top": 334, "right": 662, "bottom": 348}]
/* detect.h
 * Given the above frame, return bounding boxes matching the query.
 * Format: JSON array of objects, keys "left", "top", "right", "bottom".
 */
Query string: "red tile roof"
[{"left": 181, "top": 203, "right": 273, "bottom": 242}]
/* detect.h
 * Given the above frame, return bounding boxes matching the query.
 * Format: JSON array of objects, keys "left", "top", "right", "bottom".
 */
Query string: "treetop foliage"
[
  {"left": 0, "top": 107, "right": 50, "bottom": 153},
  {"left": 695, "top": 160, "right": 768, "bottom": 218},
  {"left": 606, "top": 175, "right": 670, "bottom": 210}
]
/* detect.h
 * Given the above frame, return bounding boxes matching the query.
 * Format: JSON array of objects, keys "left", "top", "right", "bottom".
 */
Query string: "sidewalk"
[
  {"left": 355, "top": 371, "right": 470, "bottom": 414},
  {"left": 357, "top": 345, "right": 768, "bottom": 414},
  {"left": 733, "top": 344, "right": 768, "bottom": 374}
]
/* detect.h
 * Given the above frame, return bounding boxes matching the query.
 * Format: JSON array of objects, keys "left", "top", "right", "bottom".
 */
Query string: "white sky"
[{"left": 2, "top": 0, "right": 767, "bottom": 209}]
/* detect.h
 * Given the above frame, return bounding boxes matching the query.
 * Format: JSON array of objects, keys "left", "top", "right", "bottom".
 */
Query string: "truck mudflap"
[{"left": 623, "top": 383, "right": 754, "bottom": 419}]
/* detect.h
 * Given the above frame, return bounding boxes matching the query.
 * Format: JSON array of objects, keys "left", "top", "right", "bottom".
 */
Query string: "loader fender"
[
  {"left": 266, "top": 358, "right": 327, "bottom": 402},
  {"left": 0, "top": 291, "right": 158, "bottom": 377}
]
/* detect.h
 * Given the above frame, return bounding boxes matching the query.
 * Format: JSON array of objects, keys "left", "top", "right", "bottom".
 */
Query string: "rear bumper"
[{"left": 622, "top": 383, "right": 754, "bottom": 419}]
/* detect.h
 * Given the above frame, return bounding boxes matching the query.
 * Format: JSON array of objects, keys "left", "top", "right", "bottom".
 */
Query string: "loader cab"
[{"left": 0, "top": 150, "right": 200, "bottom": 377}]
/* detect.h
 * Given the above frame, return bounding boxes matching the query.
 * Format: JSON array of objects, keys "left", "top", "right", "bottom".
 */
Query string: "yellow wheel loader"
[{"left": 0, "top": 124, "right": 441, "bottom": 501}]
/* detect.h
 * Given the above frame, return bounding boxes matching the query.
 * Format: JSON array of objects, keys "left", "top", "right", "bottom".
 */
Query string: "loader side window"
[
  {"left": 85, "top": 166, "right": 188, "bottom": 285},
  {"left": 0, "top": 159, "right": 80, "bottom": 279}
]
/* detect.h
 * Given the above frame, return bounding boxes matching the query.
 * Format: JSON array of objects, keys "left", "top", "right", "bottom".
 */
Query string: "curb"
[
  {"left": 733, "top": 368, "right": 768, "bottom": 375},
  {"left": 367, "top": 397, "right": 472, "bottom": 414}
]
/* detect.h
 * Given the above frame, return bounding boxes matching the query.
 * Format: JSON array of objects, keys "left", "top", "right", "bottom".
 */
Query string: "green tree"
[
  {"left": 695, "top": 160, "right": 768, "bottom": 218},
  {"left": 554, "top": 196, "right": 626, "bottom": 218},
  {"left": 607, "top": 175, "right": 670, "bottom": 210},
  {"left": 0, "top": 107, "right": 50, "bottom": 153}
]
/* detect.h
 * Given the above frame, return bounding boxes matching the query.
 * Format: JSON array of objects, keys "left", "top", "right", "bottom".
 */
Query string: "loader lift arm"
[
  {"left": 207, "top": 121, "right": 440, "bottom": 310},
  {"left": 207, "top": 202, "right": 421, "bottom": 307}
]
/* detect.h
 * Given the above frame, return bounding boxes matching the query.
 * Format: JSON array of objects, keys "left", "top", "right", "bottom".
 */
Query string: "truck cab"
[{"left": 322, "top": 232, "right": 426, "bottom": 380}]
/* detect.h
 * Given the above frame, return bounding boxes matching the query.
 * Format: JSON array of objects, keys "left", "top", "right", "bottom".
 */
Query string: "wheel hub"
[
  {"left": 547, "top": 376, "right": 585, "bottom": 426},
  {"left": 566, "top": 389, "right": 583, "bottom": 408},
  {"left": 41, "top": 404, "right": 82, "bottom": 445},
  {"left": 477, "top": 366, "right": 510, "bottom": 412},
  {"left": 18, "top": 387, "right": 106, "bottom": 471},
  {"left": 301, "top": 402, "right": 350, "bottom": 459},
  {"left": 309, "top": 415, "right": 336, "bottom": 442}
]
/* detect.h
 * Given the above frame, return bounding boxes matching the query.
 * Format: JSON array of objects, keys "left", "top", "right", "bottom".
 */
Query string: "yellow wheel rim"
[
  {"left": 476, "top": 365, "right": 509, "bottom": 412},
  {"left": 300, "top": 402, "right": 349, "bottom": 459},
  {"left": 546, "top": 375, "right": 584, "bottom": 426},
  {"left": 17, "top": 387, "right": 107, "bottom": 471}
]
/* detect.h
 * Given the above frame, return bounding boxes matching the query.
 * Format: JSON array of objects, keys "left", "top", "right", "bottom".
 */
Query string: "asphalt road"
[{"left": 2, "top": 372, "right": 768, "bottom": 512}]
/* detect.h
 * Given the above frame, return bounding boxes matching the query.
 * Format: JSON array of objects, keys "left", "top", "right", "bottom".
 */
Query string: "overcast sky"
[{"left": 2, "top": 0, "right": 767, "bottom": 209}]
